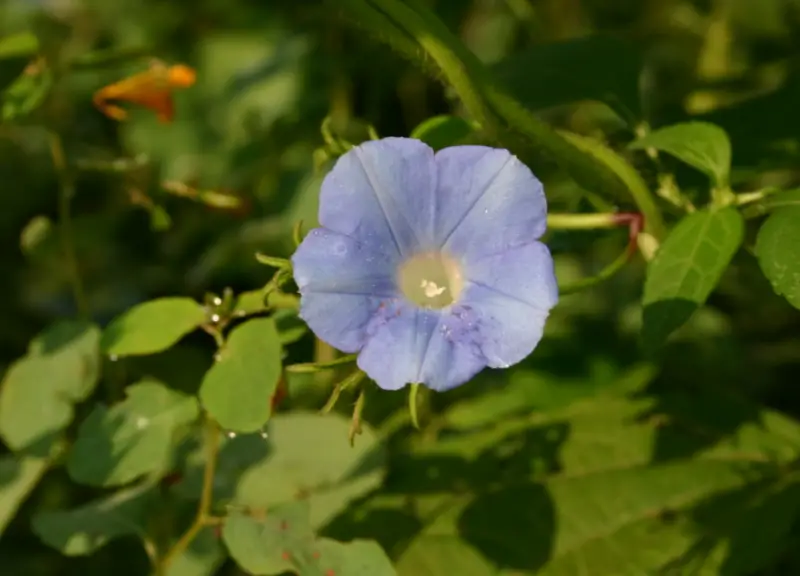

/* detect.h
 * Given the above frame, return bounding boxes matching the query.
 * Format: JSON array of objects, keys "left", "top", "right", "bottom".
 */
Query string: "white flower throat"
[{"left": 397, "top": 251, "right": 464, "bottom": 309}]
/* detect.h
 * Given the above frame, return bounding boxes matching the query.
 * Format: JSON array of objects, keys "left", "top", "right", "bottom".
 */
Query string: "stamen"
[{"left": 397, "top": 252, "right": 463, "bottom": 309}]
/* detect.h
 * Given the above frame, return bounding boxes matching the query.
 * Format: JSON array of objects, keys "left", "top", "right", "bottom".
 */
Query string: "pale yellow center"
[{"left": 397, "top": 252, "right": 463, "bottom": 309}]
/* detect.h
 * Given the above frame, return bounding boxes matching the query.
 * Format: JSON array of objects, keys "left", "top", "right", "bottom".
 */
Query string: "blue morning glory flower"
[{"left": 291, "top": 137, "right": 558, "bottom": 391}]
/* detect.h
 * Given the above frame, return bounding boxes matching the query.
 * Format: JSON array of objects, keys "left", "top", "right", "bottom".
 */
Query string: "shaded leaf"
[
  {"left": 0, "top": 452, "right": 51, "bottom": 536},
  {"left": 68, "top": 380, "right": 199, "bottom": 486},
  {"left": 642, "top": 207, "right": 744, "bottom": 348},
  {"left": 410, "top": 115, "right": 478, "bottom": 150},
  {"left": 174, "top": 431, "right": 269, "bottom": 502},
  {"left": 492, "top": 35, "right": 643, "bottom": 122},
  {"left": 630, "top": 122, "right": 732, "bottom": 187},
  {"left": 232, "top": 413, "right": 386, "bottom": 529},
  {"left": 199, "top": 317, "right": 282, "bottom": 432},
  {"left": 101, "top": 297, "right": 207, "bottom": 357},
  {"left": 755, "top": 206, "right": 800, "bottom": 310},
  {"left": 0, "top": 321, "right": 101, "bottom": 450},
  {"left": 32, "top": 483, "right": 154, "bottom": 556}
]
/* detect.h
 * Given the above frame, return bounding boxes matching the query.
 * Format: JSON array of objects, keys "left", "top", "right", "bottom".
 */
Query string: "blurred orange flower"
[{"left": 92, "top": 60, "right": 196, "bottom": 123}]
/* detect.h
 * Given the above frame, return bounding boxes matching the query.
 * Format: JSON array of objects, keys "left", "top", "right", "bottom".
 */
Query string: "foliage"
[{"left": 1, "top": 0, "right": 800, "bottom": 575}]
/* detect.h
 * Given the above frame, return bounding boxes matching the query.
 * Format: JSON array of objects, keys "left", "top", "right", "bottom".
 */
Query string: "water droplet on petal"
[
  {"left": 225, "top": 430, "right": 237, "bottom": 439},
  {"left": 212, "top": 297, "right": 223, "bottom": 306},
  {"left": 210, "top": 314, "right": 221, "bottom": 323},
  {"left": 259, "top": 427, "right": 269, "bottom": 440}
]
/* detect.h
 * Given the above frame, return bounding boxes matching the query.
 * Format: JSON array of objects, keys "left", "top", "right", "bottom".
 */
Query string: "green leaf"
[
  {"left": 397, "top": 385, "right": 800, "bottom": 575},
  {"left": 19, "top": 215, "right": 52, "bottom": 255},
  {"left": 224, "top": 501, "right": 395, "bottom": 576},
  {"left": 409, "top": 115, "right": 478, "bottom": 150},
  {"left": 0, "top": 321, "right": 101, "bottom": 450},
  {"left": 0, "top": 452, "right": 51, "bottom": 536},
  {"left": 231, "top": 413, "right": 386, "bottom": 529},
  {"left": 310, "top": 538, "right": 396, "bottom": 576},
  {"left": 492, "top": 35, "right": 643, "bottom": 122},
  {"left": 755, "top": 206, "right": 800, "bottom": 310},
  {"left": 0, "top": 32, "right": 39, "bottom": 60},
  {"left": 101, "top": 297, "right": 207, "bottom": 357},
  {"left": 223, "top": 501, "right": 314, "bottom": 575},
  {"left": 199, "top": 317, "right": 283, "bottom": 433},
  {"left": 2, "top": 63, "right": 53, "bottom": 121},
  {"left": 397, "top": 536, "right": 497, "bottom": 576},
  {"left": 166, "top": 526, "right": 227, "bottom": 576},
  {"left": 444, "top": 364, "right": 656, "bottom": 431},
  {"left": 630, "top": 122, "right": 732, "bottom": 187},
  {"left": 32, "top": 483, "right": 154, "bottom": 556},
  {"left": 642, "top": 207, "right": 744, "bottom": 348},
  {"left": 67, "top": 380, "right": 199, "bottom": 486}
]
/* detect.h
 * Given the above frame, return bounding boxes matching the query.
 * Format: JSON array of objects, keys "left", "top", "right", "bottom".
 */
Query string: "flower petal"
[
  {"left": 433, "top": 146, "right": 547, "bottom": 259},
  {"left": 462, "top": 241, "right": 558, "bottom": 367},
  {"left": 318, "top": 138, "right": 437, "bottom": 258},
  {"left": 292, "top": 227, "right": 399, "bottom": 352},
  {"left": 356, "top": 302, "right": 486, "bottom": 391}
]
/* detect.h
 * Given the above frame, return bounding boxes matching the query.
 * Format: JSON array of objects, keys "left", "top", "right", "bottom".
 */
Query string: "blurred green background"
[{"left": 2, "top": 0, "right": 800, "bottom": 574}]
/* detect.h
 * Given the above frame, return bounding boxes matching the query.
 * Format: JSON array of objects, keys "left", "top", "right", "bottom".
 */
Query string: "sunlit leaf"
[
  {"left": 101, "top": 297, "right": 207, "bottom": 357},
  {"left": 223, "top": 501, "right": 314, "bottom": 575},
  {"left": 755, "top": 206, "right": 800, "bottom": 310},
  {"left": 231, "top": 413, "right": 386, "bottom": 529},
  {"left": 32, "top": 483, "right": 155, "bottom": 556},
  {"left": 224, "top": 500, "right": 395, "bottom": 576},
  {"left": 396, "top": 385, "right": 800, "bottom": 575},
  {"left": 630, "top": 122, "right": 732, "bottom": 187},
  {"left": 0, "top": 321, "right": 100, "bottom": 450},
  {"left": 0, "top": 32, "right": 39, "bottom": 60},
  {"left": 67, "top": 380, "right": 199, "bottom": 486},
  {"left": 444, "top": 364, "right": 656, "bottom": 431},
  {"left": 199, "top": 317, "right": 282, "bottom": 432},
  {"left": 642, "top": 207, "right": 744, "bottom": 349}
]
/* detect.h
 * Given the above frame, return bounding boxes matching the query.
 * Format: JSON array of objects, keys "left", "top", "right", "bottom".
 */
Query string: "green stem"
[
  {"left": 47, "top": 131, "right": 89, "bottom": 319},
  {"left": 159, "top": 417, "right": 220, "bottom": 572},
  {"left": 547, "top": 212, "right": 622, "bottom": 230},
  {"left": 559, "top": 246, "right": 633, "bottom": 295},
  {"left": 286, "top": 354, "right": 358, "bottom": 374}
]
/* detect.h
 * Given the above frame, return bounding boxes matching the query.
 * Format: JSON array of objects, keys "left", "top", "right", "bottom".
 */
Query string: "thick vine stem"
[{"left": 356, "top": 0, "right": 665, "bottom": 239}]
